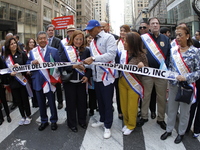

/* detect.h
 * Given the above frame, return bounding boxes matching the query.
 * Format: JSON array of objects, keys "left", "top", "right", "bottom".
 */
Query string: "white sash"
[
  {"left": 62, "top": 45, "right": 84, "bottom": 75},
  {"left": 31, "top": 46, "right": 56, "bottom": 93},
  {"left": 5, "top": 55, "right": 33, "bottom": 97},
  {"left": 171, "top": 39, "right": 179, "bottom": 49},
  {"left": 171, "top": 45, "right": 196, "bottom": 103},
  {"left": 141, "top": 33, "right": 167, "bottom": 70},
  {"left": 117, "top": 40, "right": 124, "bottom": 57},
  {"left": 90, "top": 39, "right": 115, "bottom": 86},
  {"left": 120, "top": 50, "right": 144, "bottom": 98}
]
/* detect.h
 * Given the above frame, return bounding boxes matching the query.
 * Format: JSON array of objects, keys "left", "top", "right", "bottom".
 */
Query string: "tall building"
[
  {"left": 76, "top": 0, "right": 93, "bottom": 30},
  {"left": 0, "top": 0, "right": 76, "bottom": 42},
  {"left": 148, "top": 0, "right": 199, "bottom": 37},
  {"left": 124, "top": 0, "right": 134, "bottom": 27},
  {"left": 133, "top": 0, "right": 149, "bottom": 19},
  {"left": 93, "top": 0, "right": 108, "bottom": 21}
]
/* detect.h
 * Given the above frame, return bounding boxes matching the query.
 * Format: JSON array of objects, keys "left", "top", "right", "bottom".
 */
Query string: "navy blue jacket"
[{"left": 145, "top": 33, "right": 171, "bottom": 69}]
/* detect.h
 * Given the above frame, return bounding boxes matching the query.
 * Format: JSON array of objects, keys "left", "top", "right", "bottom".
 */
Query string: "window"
[
  {"left": 43, "top": 6, "right": 51, "bottom": 20},
  {"left": 18, "top": 7, "right": 24, "bottom": 22},
  {"left": 32, "top": 12, "right": 37, "bottom": 25},
  {"left": 0, "top": 2, "right": 8, "bottom": 19},
  {"left": 54, "top": 0, "right": 59, "bottom": 7}
]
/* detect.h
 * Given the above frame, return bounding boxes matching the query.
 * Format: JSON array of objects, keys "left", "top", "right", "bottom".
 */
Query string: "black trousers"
[
  {"left": 187, "top": 79, "right": 200, "bottom": 133},
  {"left": 88, "top": 89, "right": 97, "bottom": 110},
  {"left": 0, "top": 85, "right": 10, "bottom": 120},
  {"left": 114, "top": 78, "right": 122, "bottom": 114},
  {"left": 63, "top": 82, "right": 87, "bottom": 128},
  {"left": 55, "top": 83, "right": 63, "bottom": 103},
  {"left": 95, "top": 82, "right": 114, "bottom": 129},
  {"left": 11, "top": 86, "right": 31, "bottom": 118}
]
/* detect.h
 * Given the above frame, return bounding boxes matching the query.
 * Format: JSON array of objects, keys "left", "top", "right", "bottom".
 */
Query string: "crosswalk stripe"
[
  {"left": 80, "top": 103, "right": 123, "bottom": 150},
  {"left": 0, "top": 101, "right": 38, "bottom": 143},
  {"left": 142, "top": 116, "right": 186, "bottom": 150}
]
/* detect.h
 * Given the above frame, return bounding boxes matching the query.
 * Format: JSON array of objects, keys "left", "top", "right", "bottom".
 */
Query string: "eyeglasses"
[{"left": 139, "top": 26, "right": 147, "bottom": 29}]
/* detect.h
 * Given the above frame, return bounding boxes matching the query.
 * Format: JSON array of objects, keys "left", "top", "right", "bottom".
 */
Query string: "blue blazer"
[{"left": 27, "top": 46, "right": 60, "bottom": 91}]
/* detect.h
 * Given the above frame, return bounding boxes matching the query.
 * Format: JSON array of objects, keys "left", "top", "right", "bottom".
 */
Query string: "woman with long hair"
[
  {"left": 4, "top": 37, "right": 32, "bottom": 125},
  {"left": 119, "top": 32, "right": 148, "bottom": 135},
  {"left": 59, "top": 30, "right": 91, "bottom": 132}
]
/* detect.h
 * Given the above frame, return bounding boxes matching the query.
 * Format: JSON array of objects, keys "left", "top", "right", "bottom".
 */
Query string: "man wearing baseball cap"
[{"left": 83, "top": 20, "right": 117, "bottom": 139}]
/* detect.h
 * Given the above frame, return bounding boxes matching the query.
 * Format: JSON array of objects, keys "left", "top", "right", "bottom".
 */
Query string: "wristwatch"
[{"left": 91, "top": 56, "right": 95, "bottom": 61}]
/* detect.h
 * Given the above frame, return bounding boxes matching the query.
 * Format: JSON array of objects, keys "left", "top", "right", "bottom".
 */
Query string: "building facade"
[
  {"left": 0, "top": 0, "right": 76, "bottom": 42},
  {"left": 93, "top": 0, "right": 108, "bottom": 21}
]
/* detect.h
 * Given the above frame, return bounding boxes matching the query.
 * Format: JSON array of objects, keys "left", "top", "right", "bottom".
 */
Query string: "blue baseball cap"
[{"left": 83, "top": 20, "right": 100, "bottom": 31}]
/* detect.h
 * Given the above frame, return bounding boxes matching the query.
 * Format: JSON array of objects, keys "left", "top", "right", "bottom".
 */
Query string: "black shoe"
[
  {"left": 112, "top": 106, "right": 114, "bottom": 112},
  {"left": 57, "top": 103, "right": 63, "bottom": 109},
  {"left": 89, "top": 110, "right": 94, "bottom": 116},
  {"left": 157, "top": 121, "right": 166, "bottom": 130},
  {"left": 38, "top": 122, "right": 49, "bottom": 131},
  {"left": 160, "top": 132, "right": 172, "bottom": 140},
  {"left": 51, "top": 122, "right": 58, "bottom": 130},
  {"left": 11, "top": 104, "right": 17, "bottom": 110},
  {"left": 0, "top": 119, "right": 4, "bottom": 125},
  {"left": 7, "top": 116, "right": 11, "bottom": 123},
  {"left": 70, "top": 127, "right": 78, "bottom": 132},
  {"left": 151, "top": 112, "right": 156, "bottom": 119},
  {"left": 174, "top": 134, "right": 184, "bottom": 144},
  {"left": 137, "top": 118, "right": 148, "bottom": 127},
  {"left": 96, "top": 108, "right": 99, "bottom": 112},
  {"left": 118, "top": 114, "right": 123, "bottom": 120},
  {"left": 32, "top": 105, "right": 39, "bottom": 108},
  {"left": 79, "top": 124, "right": 87, "bottom": 129}
]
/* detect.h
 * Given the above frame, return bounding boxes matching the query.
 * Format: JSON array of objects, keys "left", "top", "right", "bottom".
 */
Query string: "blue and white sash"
[
  {"left": 171, "top": 45, "right": 196, "bottom": 103},
  {"left": 141, "top": 33, "right": 167, "bottom": 70},
  {"left": 62, "top": 45, "right": 85, "bottom": 75},
  {"left": 90, "top": 39, "right": 115, "bottom": 86},
  {"left": 117, "top": 39, "right": 124, "bottom": 57},
  {"left": 31, "top": 46, "right": 56, "bottom": 93},
  {"left": 120, "top": 50, "right": 144, "bottom": 98},
  {"left": 5, "top": 55, "right": 33, "bottom": 97}
]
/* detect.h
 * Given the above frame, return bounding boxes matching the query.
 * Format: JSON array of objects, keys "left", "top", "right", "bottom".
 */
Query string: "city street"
[{"left": 0, "top": 100, "right": 200, "bottom": 150}]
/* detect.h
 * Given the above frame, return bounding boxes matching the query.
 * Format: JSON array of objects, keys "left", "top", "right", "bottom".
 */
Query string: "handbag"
[
  {"left": 61, "top": 70, "right": 73, "bottom": 83},
  {"left": 175, "top": 81, "right": 193, "bottom": 104}
]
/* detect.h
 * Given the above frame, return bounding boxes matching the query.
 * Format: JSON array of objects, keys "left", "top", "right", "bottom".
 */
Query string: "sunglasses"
[{"left": 139, "top": 26, "right": 147, "bottom": 29}]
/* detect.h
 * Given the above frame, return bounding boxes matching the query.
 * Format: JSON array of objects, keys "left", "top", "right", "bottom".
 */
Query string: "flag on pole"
[{"left": 49, "top": 53, "right": 61, "bottom": 83}]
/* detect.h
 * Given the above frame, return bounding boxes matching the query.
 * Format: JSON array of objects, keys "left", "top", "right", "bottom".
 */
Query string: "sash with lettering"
[
  {"left": 5, "top": 55, "right": 33, "bottom": 97},
  {"left": 141, "top": 33, "right": 167, "bottom": 70},
  {"left": 90, "top": 39, "right": 115, "bottom": 85},
  {"left": 171, "top": 39, "right": 179, "bottom": 49},
  {"left": 62, "top": 45, "right": 85, "bottom": 75},
  {"left": 61, "top": 38, "right": 69, "bottom": 47},
  {"left": 120, "top": 50, "right": 144, "bottom": 98},
  {"left": 116, "top": 39, "right": 124, "bottom": 57},
  {"left": 30, "top": 46, "right": 56, "bottom": 93},
  {"left": 171, "top": 45, "right": 196, "bottom": 103}
]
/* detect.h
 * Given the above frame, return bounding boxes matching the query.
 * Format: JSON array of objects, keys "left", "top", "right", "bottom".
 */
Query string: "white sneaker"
[
  {"left": 104, "top": 128, "right": 111, "bottom": 139},
  {"left": 193, "top": 133, "right": 200, "bottom": 138},
  {"left": 19, "top": 118, "right": 25, "bottom": 125},
  {"left": 122, "top": 125, "right": 128, "bottom": 132},
  {"left": 123, "top": 128, "right": 133, "bottom": 135},
  {"left": 91, "top": 121, "right": 104, "bottom": 127},
  {"left": 24, "top": 117, "right": 32, "bottom": 125}
]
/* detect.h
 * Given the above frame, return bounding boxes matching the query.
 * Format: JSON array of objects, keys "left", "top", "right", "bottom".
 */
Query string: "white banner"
[{"left": 0, "top": 62, "right": 179, "bottom": 81}]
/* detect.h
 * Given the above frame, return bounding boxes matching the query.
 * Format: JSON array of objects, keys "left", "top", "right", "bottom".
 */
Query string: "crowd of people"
[{"left": 0, "top": 18, "right": 200, "bottom": 144}]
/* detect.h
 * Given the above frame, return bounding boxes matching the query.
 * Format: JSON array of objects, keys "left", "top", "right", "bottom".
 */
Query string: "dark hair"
[
  {"left": 176, "top": 25, "right": 193, "bottom": 47},
  {"left": 68, "top": 30, "right": 85, "bottom": 52},
  {"left": 148, "top": 17, "right": 160, "bottom": 25},
  {"left": 140, "top": 22, "right": 148, "bottom": 25},
  {"left": 25, "top": 38, "right": 37, "bottom": 53},
  {"left": 46, "top": 24, "right": 55, "bottom": 31},
  {"left": 160, "top": 27, "right": 170, "bottom": 34},
  {"left": 4, "top": 38, "right": 21, "bottom": 59},
  {"left": 196, "top": 30, "right": 200, "bottom": 35},
  {"left": 85, "top": 33, "right": 93, "bottom": 47},
  {"left": 13, "top": 34, "right": 19, "bottom": 40},
  {"left": 125, "top": 32, "right": 145, "bottom": 57},
  {"left": 37, "top": 31, "right": 48, "bottom": 40},
  {"left": 117, "top": 24, "right": 131, "bottom": 44}
]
